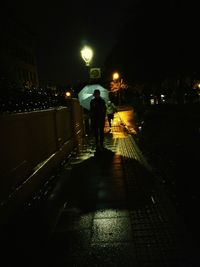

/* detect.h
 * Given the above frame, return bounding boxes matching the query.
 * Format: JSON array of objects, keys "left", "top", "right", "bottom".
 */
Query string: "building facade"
[{"left": 0, "top": 15, "right": 39, "bottom": 89}]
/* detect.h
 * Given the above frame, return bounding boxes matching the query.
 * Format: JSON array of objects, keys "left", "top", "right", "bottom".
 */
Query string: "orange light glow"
[
  {"left": 65, "top": 91, "right": 71, "bottom": 97},
  {"left": 113, "top": 72, "right": 119, "bottom": 80}
]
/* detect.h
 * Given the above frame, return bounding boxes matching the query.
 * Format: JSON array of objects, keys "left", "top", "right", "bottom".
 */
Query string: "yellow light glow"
[
  {"left": 65, "top": 91, "right": 71, "bottom": 97},
  {"left": 81, "top": 46, "right": 93, "bottom": 66},
  {"left": 113, "top": 72, "right": 119, "bottom": 80}
]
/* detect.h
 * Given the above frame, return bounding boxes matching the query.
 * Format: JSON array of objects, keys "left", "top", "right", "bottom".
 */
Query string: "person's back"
[
  {"left": 90, "top": 89, "right": 106, "bottom": 122},
  {"left": 90, "top": 97, "right": 106, "bottom": 120},
  {"left": 90, "top": 89, "right": 106, "bottom": 150}
]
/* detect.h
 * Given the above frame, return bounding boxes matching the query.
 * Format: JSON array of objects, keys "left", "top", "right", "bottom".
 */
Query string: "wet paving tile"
[
  {"left": 95, "top": 200, "right": 128, "bottom": 211},
  {"left": 87, "top": 243, "right": 137, "bottom": 267},
  {"left": 92, "top": 217, "right": 133, "bottom": 243},
  {"left": 56, "top": 210, "right": 94, "bottom": 231},
  {"left": 94, "top": 209, "right": 130, "bottom": 219},
  {"left": 96, "top": 187, "right": 126, "bottom": 202}
]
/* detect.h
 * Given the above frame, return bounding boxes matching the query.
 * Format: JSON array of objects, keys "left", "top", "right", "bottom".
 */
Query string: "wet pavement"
[{"left": 1, "top": 108, "right": 197, "bottom": 267}]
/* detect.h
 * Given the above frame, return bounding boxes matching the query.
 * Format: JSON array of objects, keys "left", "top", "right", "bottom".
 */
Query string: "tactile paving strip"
[{"left": 117, "top": 136, "right": 188, "bottom": 266}]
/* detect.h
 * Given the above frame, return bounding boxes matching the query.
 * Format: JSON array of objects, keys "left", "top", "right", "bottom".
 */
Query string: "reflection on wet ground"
[
  {"left": 2, "top": 110, "right": 195, "bottom": 267},
  {"left": 40, "top": 118, "right": 191, "bottom": 266}
]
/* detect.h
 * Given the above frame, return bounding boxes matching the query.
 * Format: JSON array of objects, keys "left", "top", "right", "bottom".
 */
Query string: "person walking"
[
  {"left": 90, "top": 89, "right": 107, "bottom": 151},
  {"left": 106, "top": 100, "right": 117, "bottom": 130}
]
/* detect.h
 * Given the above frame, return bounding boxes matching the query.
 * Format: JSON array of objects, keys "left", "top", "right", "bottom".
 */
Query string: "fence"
[{"left": 0, "top": 98, "right": 84, "bottom": 224}]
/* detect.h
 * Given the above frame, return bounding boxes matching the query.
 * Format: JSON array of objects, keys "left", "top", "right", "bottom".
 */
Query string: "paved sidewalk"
[
  {"left": 38, "top": 114, "right": 191, "bottom": 267},
  {"left": 2, "top": 111, "right": 194, "bottom": 267}
]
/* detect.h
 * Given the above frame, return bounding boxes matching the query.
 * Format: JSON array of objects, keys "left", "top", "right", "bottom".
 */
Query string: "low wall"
[
  {"left": 0, "top": 98, "right": 84, "bottom": 223},
  {"left": 65, "top": 98, "right": 85, "bottom": 139}
]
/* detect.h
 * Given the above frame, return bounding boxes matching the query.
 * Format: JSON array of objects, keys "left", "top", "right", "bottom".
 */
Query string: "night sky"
[
  {"left": 1, "top": 0, "right": 133, "bottom": 86},
  {"left": 1, "top": 0, "right": 199, "bottom": 87}
]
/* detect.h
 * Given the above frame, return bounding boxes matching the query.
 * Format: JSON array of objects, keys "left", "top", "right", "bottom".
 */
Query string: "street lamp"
[
  {"left": 65, "top": 91, "right": 71, "bottom": 98},
  {"left": 81, "top": 46, "right": 93, "bottom": 66},
  {"left": 113, "top": 72, "right": 119, "bottom": 80},
  {"left": 112, "top": 72, "right": 122, "bottom": 105}
]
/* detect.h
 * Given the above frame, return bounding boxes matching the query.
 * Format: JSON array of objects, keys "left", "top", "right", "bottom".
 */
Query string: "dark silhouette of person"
[{"left": 90, "top": 89, "right": 107, "bottom": 151}]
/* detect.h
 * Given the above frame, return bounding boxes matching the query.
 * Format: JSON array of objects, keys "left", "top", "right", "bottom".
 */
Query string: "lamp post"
[
  {"left": 81, "top": 46, "right": 93, "bottom": 66},
  {"left": 81, "top": 46, "right": 93, "bottom": 83},
  {"left": 112, "top": 72, "right": 122, "bottom": 105}
]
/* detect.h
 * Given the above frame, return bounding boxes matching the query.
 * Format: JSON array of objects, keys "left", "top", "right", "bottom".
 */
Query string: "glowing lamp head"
[
  {"left": 113, "top": 72, "right": 119, "bottom": 80},
  {"left": 65, "top": 91, "right": 71, "bottom": 97},
  {"left": 81, "top": 46, "right": 93, "bottom": 66}
]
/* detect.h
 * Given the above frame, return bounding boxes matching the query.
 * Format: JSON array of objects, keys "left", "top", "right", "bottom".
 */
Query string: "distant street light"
[
  {"left": 81, "top": 46, "right": 93, "bottom": 66},
  {"left": 65, "top": 91, "right": 71, "bottom": 98},
  {"left": 112, "top": 72, "right": 122, "bottom": 105},
  {"left": 113, "top": 72, "right": 119, "bottom": 80}
]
